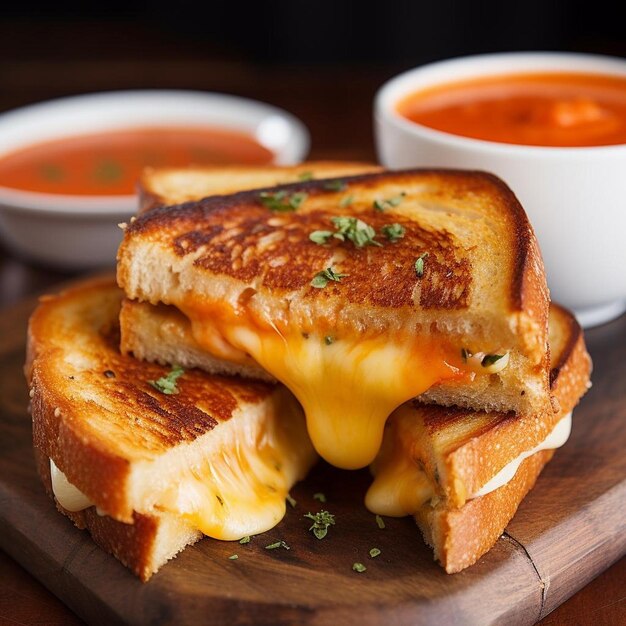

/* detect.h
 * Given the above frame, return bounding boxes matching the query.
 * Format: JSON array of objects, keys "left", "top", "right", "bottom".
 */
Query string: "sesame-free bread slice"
[{"left": 138, "top": 161, "right": 381, "bottom": 213}]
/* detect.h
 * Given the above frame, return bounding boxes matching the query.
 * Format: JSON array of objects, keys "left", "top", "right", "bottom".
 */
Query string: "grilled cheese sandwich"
[{"left": 118, "top": 169, "right": 552, "bottom": 470}]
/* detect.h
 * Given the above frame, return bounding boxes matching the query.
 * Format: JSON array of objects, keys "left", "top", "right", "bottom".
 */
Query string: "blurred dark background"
[{"left": 1, "top": 0, "right": 624, "bottom": 160}]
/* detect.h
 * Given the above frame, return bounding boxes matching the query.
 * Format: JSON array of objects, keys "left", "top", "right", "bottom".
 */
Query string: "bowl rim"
[
  {"left": 0, "top": 89, "right": 310, "bottom": 215},
  {"left": 375, "top": 51, "right": 626, "bottom": 158}
]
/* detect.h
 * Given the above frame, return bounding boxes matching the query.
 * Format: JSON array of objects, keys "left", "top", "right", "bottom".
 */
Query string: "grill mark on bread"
[
  {"left": 132, "top": 172, "right": 489, "bottom": 310},
  {"left": 29, "top": 277, "right": 275, "bottom": 450}
]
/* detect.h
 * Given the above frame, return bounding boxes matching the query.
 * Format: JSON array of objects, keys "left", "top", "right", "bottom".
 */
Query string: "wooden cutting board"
[{"left": 1, "top": 291, "right": 625, "bottom": 626}]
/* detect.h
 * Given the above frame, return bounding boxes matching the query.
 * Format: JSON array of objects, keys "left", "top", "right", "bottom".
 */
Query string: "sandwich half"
[
  {"left": 118, "top": 168, "right": 551, "bottom": 470},
  {"left": 25, "top": 276, "right": 317, "bottom": 580},
  {"left": 366, "top": 303, "right": 591, "bottom": 572}
]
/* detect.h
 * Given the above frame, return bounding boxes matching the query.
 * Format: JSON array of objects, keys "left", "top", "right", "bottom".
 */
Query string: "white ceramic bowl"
[
  {"left": 0, "top": 90, "right": 310, "bottom": 269},
  {"left": 375, "top": 52, "right": 626, "bottom": 327}
]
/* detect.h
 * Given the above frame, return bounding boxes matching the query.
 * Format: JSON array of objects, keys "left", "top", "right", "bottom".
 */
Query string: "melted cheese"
[
  {"left": 50, "top": 459, "right": 94, "bottom": 512},
  {"left": 366, "top": 411, "right": 573, "bottom": 516},
  {"left": 181, "top": 303, "right": 467, "bottom": 469},
  {"left": 48, "top": 398, "right": 316, "bottom": 540},
  {"left": 156, "top": 410, "right": 315, "bottom": 539},
  {"left": 470, "top": 412, "right": 572, "bottom": 499}
]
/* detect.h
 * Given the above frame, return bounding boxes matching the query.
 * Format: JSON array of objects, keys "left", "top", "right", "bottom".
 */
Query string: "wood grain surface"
[{"left": 0, "top": 287, "right": 624, "bottom": 626}]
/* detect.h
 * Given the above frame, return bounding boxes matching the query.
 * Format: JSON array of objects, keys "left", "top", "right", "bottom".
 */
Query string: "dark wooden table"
[{"left": 0, "top": 36, "right": 624, "bottom": 624}]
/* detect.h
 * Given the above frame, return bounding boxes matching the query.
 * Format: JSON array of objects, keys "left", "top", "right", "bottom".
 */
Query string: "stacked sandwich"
[{"left": 26, "top": 162, "right": 591, "bottom": 580}]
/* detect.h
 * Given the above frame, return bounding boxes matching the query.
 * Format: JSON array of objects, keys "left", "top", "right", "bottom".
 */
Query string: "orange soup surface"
[
  {"left": 397, "top": 72, "right": 626, "bottom": 147},
  {"left": 0, "top": 126, "right": 274, "bottom": 195}
]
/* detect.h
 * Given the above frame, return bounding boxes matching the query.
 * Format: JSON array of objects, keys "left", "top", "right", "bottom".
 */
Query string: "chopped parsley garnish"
[
  {"left": 149, "top": 364, "right": 184, "bottom": 395},
  {"left": 239, "top": 536, "right": 251, "bottom": 544},
  {"left": 324, "top": 336, "right": 335, "bottom": 345},
  {"left": 259, "top": 190, "right": 308, "bottom": 212},
  {"left": 286, "top": 493, "right": 297, "bottom": 508},
  {"left": 265, "top": 540, "right": 290, "bottom": 550},
  {"left": 414, "top": 252, "right": 429, "bottom": 278},
  {"left": 298, "top": 171, "right": 314, "bottom": 181},
  {"left": 482, "top": 354, "right": 505, "bottom": 367},
  {"left": 352, "top": 562, "right": 367, "bottom": 573},
  {"left": 305, "top": 510, "right": 336, "bottom": 539},
  {"left": 310, "top": 217, "right": 382, "bottom": 249},
  {"left": 373, "top": 192, "right": 406, "bottom": 212},
  {"left": 375, "top": 514, "right": 386, "bottom": 529},
  {"left": 311, "top": 267, "right": 348, "bottom": 289},
  {"left": 381, "top": 223, "right": 406, "bottom": 242},
  {"left": 369, "top": 548, "right": 381, "bottom": 558},
  {"left": 331, "top": 216, "right": 382, "bottom": 248},
  {"left": 313, "top": 492, "right": 327, "bottom": 503},
  {"left": 309, "top": 230, "right": 334, "bottom": 245},
  {"left": 340, "top": 195, "right": 354, "bottom": 207},
  {"left": 228, "top": 554, "right": 239, "bottom": 560},
  {"left": 323, "top": 179, "right": 347, "bottom": 192}
]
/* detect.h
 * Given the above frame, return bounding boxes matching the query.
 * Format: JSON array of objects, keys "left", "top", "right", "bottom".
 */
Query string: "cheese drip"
[
  {"left": 156, "top": 407, "right": 315, "bottom": 539},
  {"left": 366, "top": 409, "right": 573, "bottom": 517},
  {"left": 181, "top": 305, "right": 464, "bottom": 470},
  {"left": 49, "top": 394, "right": 316, "bottom": 540}
]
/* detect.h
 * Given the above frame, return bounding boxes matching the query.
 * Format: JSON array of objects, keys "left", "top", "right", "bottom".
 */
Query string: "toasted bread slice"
[
  {"left": 366, "top": 304, "right": 591, "bottom": 573},
  {"left": 118, "top": 169, "right": 551, "bottom": 470},
  {"left": 138, "top": 161, "right": 382, "bottom": 213},
  {"left": 26, "top": 276, "right": 317, "bottom": 579}
]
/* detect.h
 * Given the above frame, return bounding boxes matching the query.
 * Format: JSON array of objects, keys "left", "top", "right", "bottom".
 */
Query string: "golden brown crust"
[
  {"left": 416, "top": 449, "right": 554, "bottom": 573},
  {"left": 138, "top": 161, "right": 382, "bottom": 213},
  {"left": 123, "top": 168, "right": 546, "bottom": 317},
  {"left": 26, "top": 276, "right": 275, "bottom": 521}
]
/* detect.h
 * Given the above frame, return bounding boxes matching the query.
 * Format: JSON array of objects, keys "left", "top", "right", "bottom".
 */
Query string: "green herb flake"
[
  {"left": 414, "top": 252, "right": 429, "bottom": 278},
  {"left": 309, "top": 230, "right": 334, "bottom": 245},
  {"left": 369, "top": 548, "right": 381, "bottom": 558},
  {"left": 286, "top": 493, "right": 297, "bottom": 508},
  {"left": 339, "top": 195, "right": 354, "bottom": 207},
  {"left": 265, "top": 540, "right": 290, "bottom": 550},
  {"left": 304, "top": 510, "right": 336, "bottom": 540},
  {"left": 94, "top": 160, "right": 123, "bottom": 183},
  {"left": 298, "top": 171, "right": 314, "bottom": 181},
  {"left": 40, "top": 164, "right": 65, "bottom": 181},
  {"left": 311, "top": 267, "right": 348, "bottom": 289},
  {"left": 239, "top": 536, "right": 251, "bottom": 544},
  {"left": 352, "top": 562, "right": 367, "bottom": 573},
  {"left": 482, "top": 354, "right": 505, "bottom": 367},
  {"left": 228, "top": 554, "right": 239, "bottom": 560},
  {"left": 324, "top": 336, "right": 335, "bottom": 346},
  {"left": 375, "top": 514, "right": 386, "bottom": 529},
  {"left": 331, "top": 216, "right": 382, "bottom": 248},
  {"left": 149, "top": 364, "right": 185, "bottom": 395},
  {"left": 313, "top": 492, "right": 327, "bottom": 503},
  {"left": 259, "top": 190, "right": 308, "bottom": 212},
  {"left": 373, "top": 192, "right": 406, "bottom": 212},
  {"left": 381, "top": 223, "right": 406, "bottom": 242},
  {"left": 323, "top": 179, "right": 347, "bottom": 192}
]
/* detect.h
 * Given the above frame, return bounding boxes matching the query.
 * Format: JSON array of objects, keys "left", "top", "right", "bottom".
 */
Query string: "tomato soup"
[
  {"left": 0, "top": 126, "right": 274, "bottom": 195},
  {"left": 397, "top": 72, "right": 626, "bottom": 147}
]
